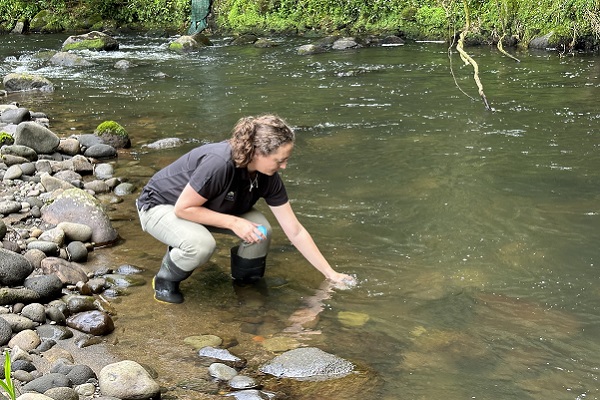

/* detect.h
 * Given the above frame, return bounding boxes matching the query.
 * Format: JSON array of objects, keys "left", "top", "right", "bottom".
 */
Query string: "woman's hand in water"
[{"left": 327, "top": 272, "right": 358, "bottom": 290}]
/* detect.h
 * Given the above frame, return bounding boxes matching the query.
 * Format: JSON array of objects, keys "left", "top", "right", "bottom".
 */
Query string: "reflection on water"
[{"left": 2, "top": 34, "right": 600, "bottom": 399}]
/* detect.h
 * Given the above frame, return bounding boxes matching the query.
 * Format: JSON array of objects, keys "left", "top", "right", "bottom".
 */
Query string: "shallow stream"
[{"left": 2, "top": 33, "right": 600, "bottom": 399}]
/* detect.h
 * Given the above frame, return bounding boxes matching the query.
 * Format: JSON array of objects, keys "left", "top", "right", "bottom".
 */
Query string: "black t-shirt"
[{"left": 137, "top": 141, "right": 288, "bottom": 214}]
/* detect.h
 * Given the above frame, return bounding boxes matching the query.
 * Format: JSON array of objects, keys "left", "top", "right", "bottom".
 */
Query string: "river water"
[{"left": 1, "top": 33, "right": 600, "bottom": 399}]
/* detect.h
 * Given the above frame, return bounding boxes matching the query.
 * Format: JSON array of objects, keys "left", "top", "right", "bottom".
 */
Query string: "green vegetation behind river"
[{"left": 1, "top": 0, "right": 600, "bottom": 51}]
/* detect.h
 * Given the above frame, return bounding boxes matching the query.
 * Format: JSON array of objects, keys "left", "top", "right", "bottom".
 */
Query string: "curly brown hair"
[{"left": 229, "top": 114, "right": 295, "bottom": 168}]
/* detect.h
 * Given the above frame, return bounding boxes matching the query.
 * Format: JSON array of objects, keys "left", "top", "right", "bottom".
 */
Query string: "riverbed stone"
[
  {"left": 83, "top": 179, "right": 110, "bottom": 193},
  {"left": 224, "top": 389, "right": 273, "bottom": 399},
  {"left": 62, "top": 31, "right": 119, "bottom": 52},
  {"left": 22, "top": 372, "right": 72, "bottom": 393},
  {"left": 38, "top": 227, "right": 65, "bottom": 246},
  {"left": 0, "top": 200, "right": 23, "bottom": 215},
  {"left": 66, "top": 364, "right": 96, "bottom": 385},
  {"left": 0, "top": 107, "right": 31, "bottom": 124},
  {"left": 43, "top": 386, "right": 79, "bottom": 400},
  {"left": 23, "top": 275, "right": 64, "bottom": 301},
  {"left": 0, "top": 287, "right": 41, "bottom": 305},
  {"left": 56, "top": 222, "right": 93, "bottom": 243},
  {"left": 9, "top": 329, "right": 42, "bottom": 351},
  {"left": 40, "top": 257, "right": 88, "bottom": 285},
  {"left": 208, "top": 362, "right": 238, "bottom": 381},
  {"left": 45, "top": 306, "right": 67, "bottom": 325},
  {"left": 53, "top": 170, "right": 83, "bottom": 187},
  {"left": 65, "top": 295, "right": 96, "bottom": 314},
  {"left": 94, "top": 121, "right": 130, "bottom": 149},
  {"left": 4, "top": 164, "right": 23, "bottom": 180},
  {"left": 83, "top": 144, "right": 117, "bottom": 159},
  {"left": 184, "top": 334, "right": 223, "bottom": 349},
  {"left": 144, "top": 137, "right": 183, "bottom": 149},
  {"left": 228, "top": 374, "right": 258, "bottom": 390},
  {"left": 337, "top": 311, "right": 370, "bottom": 327},
  {"left": 49, "top": 52, "right": 96, "bottom": 67},
  {"left": 66, "top": 241, "right": 88, "bottom": 262},
  {"left": 332, "top": 37, "right": 361, "bottom": 50},
  {"left": 57, "top": 138, "right": 81, "bottom": 156},
  {"left": 0, "top": 317, "right": 12, "bottom": 345},
  {"left": 98, "top": 360, "right": 160, "bottom": 399},
  {"left": 1, "top": 314, "right": 37, "bottom": 332},
  {"left": 0, "top": 219, "right": 6, "bottom": 240},
  {"left": 15, "top": 394, "right": 55, "bottom": 400},
  {"left": 2, "top": 73, "right": 54, "bottom": 93},
  {"left": 27, "top": 241, "right": 60, "bottom": 257},
  {"left": 66, "top": 310, "right": 114, "bottom": 335},
  {"left": 41, "top": 188, "right": 118, "bottom": 245},
  {"left": 0, "top": 248, "right": 34, "bottom": 286},
  {"left": 94, "top": 163, "right": 114, "bottom": 179},
  {"left": 169, "top": 35, "right": 201, "bottom": 52},
  {"left": 14, "top": 122, "right": 60, "bottom": 154},
  {"left": 36, "top": 324, "right": 73, "bottom": 341},
  {"left": 21, "top": 303, "right": 47, "bottom": 324},
  {"left": 260, "top": 347, "right": 354, "bottom": 380},
  {"left": 113, "top": 182, "right": 135, "bottom": 196}
]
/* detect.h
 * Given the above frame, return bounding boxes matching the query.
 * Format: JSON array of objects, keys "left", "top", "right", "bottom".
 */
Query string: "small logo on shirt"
[{"left": 225, "top": 191, "right": 235, "bottom": 202}]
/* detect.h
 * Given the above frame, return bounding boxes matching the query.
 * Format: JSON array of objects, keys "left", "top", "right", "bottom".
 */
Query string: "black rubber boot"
[
  {"left": 230, "top": 246, "right": 266, "bottom": 284},
  {"left": 153, "top": 249, "right": 193, "bottom": 304}
]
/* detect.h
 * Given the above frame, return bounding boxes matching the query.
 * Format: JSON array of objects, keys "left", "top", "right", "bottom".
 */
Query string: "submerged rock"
[{"left": 260, "top": 347, "right": 354, "bottom": 381}]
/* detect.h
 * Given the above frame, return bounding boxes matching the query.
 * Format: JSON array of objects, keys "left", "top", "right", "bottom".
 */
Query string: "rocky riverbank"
[{"left": 0, "top": 92, "right": 373, "bottom": 399}]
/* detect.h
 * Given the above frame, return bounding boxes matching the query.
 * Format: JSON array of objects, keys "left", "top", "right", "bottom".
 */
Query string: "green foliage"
[
  {"left": 0, "top": 352, "right": 15, "bottom": 400},
  {"left": 0, "top": 0, "right": 598, "bottom": 47},
  {"left": 415, "top": 5, "right": 447, "bottom": 36}
]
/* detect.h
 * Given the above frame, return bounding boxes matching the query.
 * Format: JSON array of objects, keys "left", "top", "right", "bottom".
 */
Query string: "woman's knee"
[{"left": 181, "top": 236, "right": 217, "bottom": 266}]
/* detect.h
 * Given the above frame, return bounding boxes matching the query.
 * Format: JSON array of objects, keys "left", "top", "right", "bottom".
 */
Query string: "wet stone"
[
  {"left": 45, "top": 305, "right": 67, "bottom": 325},
  {"left": 224, "top": 389, "right": 274, "bottom": 399},
  {"left": 1, "top": 314, "right": 37, "bottom": 332},
  {"left": 208, "top": 363, "right": 238, "bottom": 381},
  {"left": 36, "top": 325, "right": 74, "bottom": 341},
  {"left": 67, "top": 241, "right": 88, "bottom": 263},
  {"left": 21, "top": 303, "right": 46, "bottom": 323},
  {"left": 228, "top": 374, "right": 258, "bottom": 390},
  {"left": 198, "top": 346, "right": 245, "bottom": 368},
  {"left": 0, "top": 287, "right": 41, "bottom": 306},
  {"left": 260, "top": 347, "right": 354, "bottom": 380},
  {"left": 23, "top": 274, "right": 64, "bottom": 301},
  {"left": 22, "top": 372, "right": 72, "bottom": 393},
  {"left": 66, "top": 310, "right": 114, "bottom": 336},
  {"left": 184, "top": 334, "right": 222, "bottom": 350}
]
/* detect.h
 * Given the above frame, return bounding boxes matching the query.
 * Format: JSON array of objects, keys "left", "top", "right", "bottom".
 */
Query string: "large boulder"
[
  {"left": 61, "top": 31, "right": 119, "bottom": 51},
  {"left": 14, "top": 122, "right": 60, "bottom": 154},
  {"left": 2, "top": 73, "right": 54, "bottom": 93},
  {"left": 49, "top": 52, "right": 96, "bottom": 67},
  {"left": 41, "top": 188, "right": 118, "bottom": 245}
]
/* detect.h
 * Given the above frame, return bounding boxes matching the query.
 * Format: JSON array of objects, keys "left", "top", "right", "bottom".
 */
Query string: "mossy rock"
[
  {"left": 62, "top": 31, "right": 119, "bottom": 51},
  {"left": 30, "top": 10, "right": 53, "bottom": 32},
  {"left": 168, "top": 36, "right": 201, "bottom": 52},
  {"left": 94, "top": 120, "right": 130, "bottom": 149}
]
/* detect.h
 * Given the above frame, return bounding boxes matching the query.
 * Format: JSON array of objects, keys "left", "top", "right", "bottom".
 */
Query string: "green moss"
[
  {"left": 63, "top": 38, "right": 106, "bottom": 51},
  {"left": 168, "top": 42, "right": 184, "bottom": 51},
  {"left": 95, "top": 120, "right": 127, "bottom": 137},
  {"left": 0, "top": 132, "right": 14, "bottom": 147}
]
